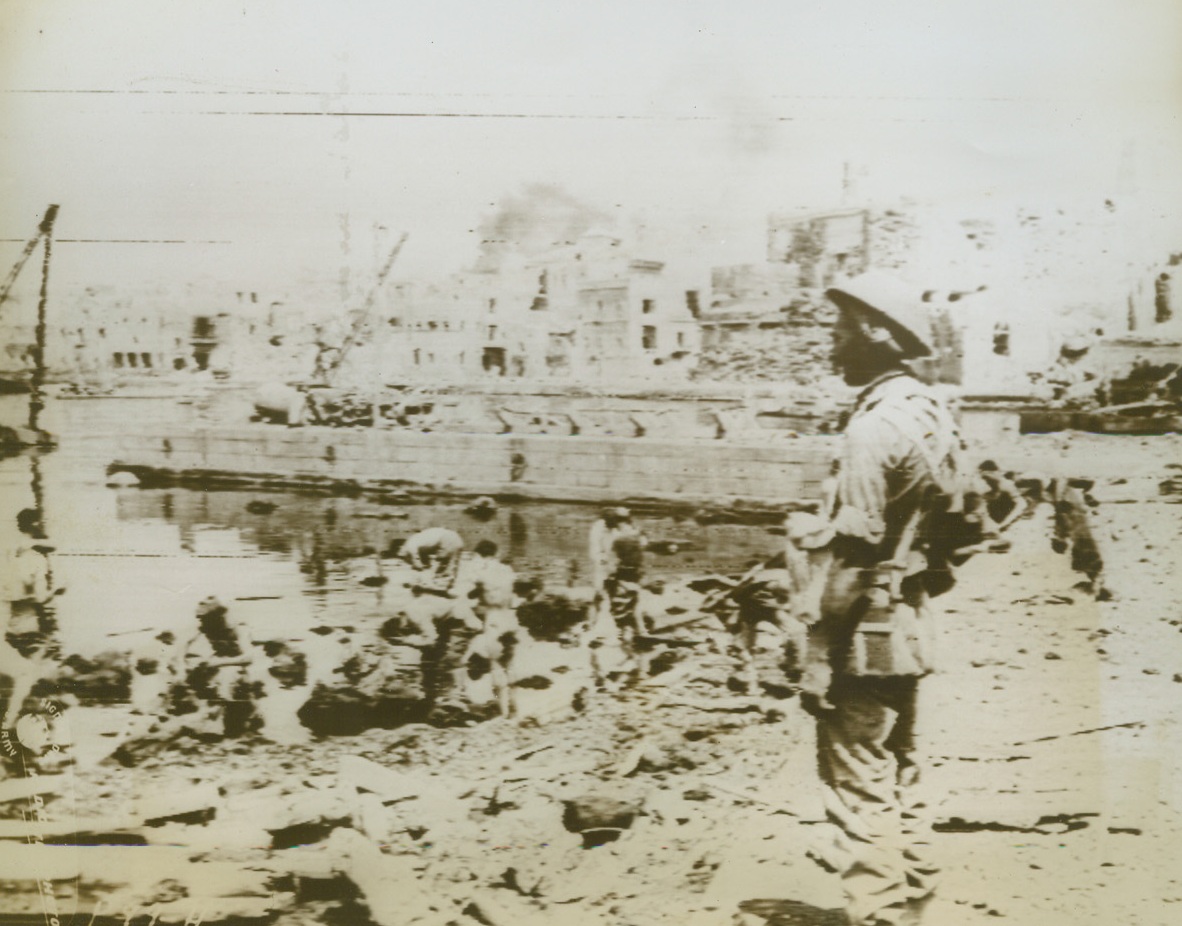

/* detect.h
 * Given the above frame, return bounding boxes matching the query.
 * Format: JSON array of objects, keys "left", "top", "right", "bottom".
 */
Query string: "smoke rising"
[{"left": 477, "top": 184, "right": 615, "bottom": 261}]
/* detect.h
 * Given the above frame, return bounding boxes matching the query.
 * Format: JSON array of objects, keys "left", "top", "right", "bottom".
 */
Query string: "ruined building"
[{"left": 337, "top": 231, "right": 703, "bottom": 387}]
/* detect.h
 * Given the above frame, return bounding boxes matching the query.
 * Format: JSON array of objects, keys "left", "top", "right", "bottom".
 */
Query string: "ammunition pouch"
[{"left": 841, "top": 565, "right": 935, "bottom": 678}]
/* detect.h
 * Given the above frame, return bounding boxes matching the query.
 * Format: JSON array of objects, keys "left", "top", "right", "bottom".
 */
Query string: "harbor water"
[{"left": 1, "top": 392, "right": 791, "bottom": 665}]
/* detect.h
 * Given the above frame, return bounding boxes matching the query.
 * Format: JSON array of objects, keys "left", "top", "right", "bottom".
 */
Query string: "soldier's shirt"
[{"left": 831, "top": 370, "right": 964, "bottom": 558}]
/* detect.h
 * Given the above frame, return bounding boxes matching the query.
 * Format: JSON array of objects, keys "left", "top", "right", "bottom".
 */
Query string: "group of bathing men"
[{"left": 105, "top": 515, "right": 649, "bottom": 741}]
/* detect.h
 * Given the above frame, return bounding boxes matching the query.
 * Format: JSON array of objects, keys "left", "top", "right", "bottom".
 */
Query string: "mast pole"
[{"left": 29, "top": 205, "right": 59, "bottom": 433}]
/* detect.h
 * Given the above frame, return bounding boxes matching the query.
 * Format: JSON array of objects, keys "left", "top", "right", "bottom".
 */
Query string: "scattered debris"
[{"left": 1012, "top": 720, "right": 1146, "bottom": 746}]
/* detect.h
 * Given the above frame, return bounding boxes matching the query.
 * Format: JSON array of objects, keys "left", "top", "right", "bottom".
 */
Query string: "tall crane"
[
  {"left": 0, "top": 205, "right": 58, "bottom": 309},
  {"left": 0, "top": 204, "right": 59, "bottom": 437},
  {"left": 314, "top": 231, "right": 409, "bottom": 385}
]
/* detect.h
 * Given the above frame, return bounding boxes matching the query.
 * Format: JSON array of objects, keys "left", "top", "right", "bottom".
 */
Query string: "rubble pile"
[
  {"left": 310, "top": 391, "right": 443, "bottom": 430},
  {"left": 4, "top": 646, "right": 816, "bottom": 925},
  {"left": 1104, "top": 360, "right": 1181, "bottom": 407},
  {"left": 693, "top": 296, "right": 838, "bottom": 386}
]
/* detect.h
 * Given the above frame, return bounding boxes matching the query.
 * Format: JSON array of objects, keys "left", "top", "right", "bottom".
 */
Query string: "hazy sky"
[{"left": 2, "top": 0, "right": 1180, "bottom": 304}]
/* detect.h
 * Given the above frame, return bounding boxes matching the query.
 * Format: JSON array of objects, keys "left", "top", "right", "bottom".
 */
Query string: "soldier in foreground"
[{"left": 793, "top": 274, "right": 980, "bottom": 926}]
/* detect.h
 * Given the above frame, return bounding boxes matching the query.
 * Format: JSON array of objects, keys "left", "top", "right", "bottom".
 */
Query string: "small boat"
[
  {"left": 0, "top": 424, "right": 55, "bottom": 452},
  {"left": 0, "top": 375, "right": 31, "bottom": 395},
  {"left": 1020, "top": 400, "right": 1180, "bottom": 435}
]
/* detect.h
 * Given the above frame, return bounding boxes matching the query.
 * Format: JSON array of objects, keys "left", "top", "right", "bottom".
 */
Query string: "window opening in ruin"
[
  {"left": 127, "top": 352, "right": 139, "bottom": 367},
  {"left": 993, "top": 323, "right": 1010, "bottom": 356},
  {"left": 1156, "top": 272, "right": 1173, "bottom": 323},
  {"left": 413, "top": 348, "right": 421, "bottom": 366},
  {"left": 488, "top": 325, "right": 498, "bottom": 341},
  {"left": 173, "top": 357, "right": 186, "bottom": 370},
  {"left": 642, "top": 298, "right": 654, "bottom": 314},
  {"left": 113, "top": 352, "right": 124, "bottom": 368},
  {"left": 141, "top": 353, "right": 153, "bottom": 368},
  {"left": 676, "top": 330, "right": 686, "bottom": 347},
  {"left": 482, "top": 346, "right": 507, "bottom": 376},
  {"left": 642, "top": 326, "right": 657, "bottom": 350},
  {"left": 685, "top": 290, "right": 700, "bottom": 318}
]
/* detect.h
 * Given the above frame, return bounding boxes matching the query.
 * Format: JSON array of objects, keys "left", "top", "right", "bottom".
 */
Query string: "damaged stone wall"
[{"left": 693, "top": 293, "right": 838, "bottom": 386}]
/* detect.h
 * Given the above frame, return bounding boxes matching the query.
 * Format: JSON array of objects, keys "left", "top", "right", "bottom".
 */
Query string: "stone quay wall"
[{"left": 110, "top": 426, "right": 837, "bottom": 508}]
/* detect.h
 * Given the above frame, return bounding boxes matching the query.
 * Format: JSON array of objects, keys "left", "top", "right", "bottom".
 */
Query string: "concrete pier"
[{"left": 109, "top": 425, "right": 837, "bottom": 507}]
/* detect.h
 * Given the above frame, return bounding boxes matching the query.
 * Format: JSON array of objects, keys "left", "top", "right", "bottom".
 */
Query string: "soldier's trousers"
[{"left": 815, "top": 675, "right": 939, "bottom": 926}]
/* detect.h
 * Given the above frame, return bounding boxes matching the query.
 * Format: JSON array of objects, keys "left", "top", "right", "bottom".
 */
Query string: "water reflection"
[{"left": 114, "top": 486, "right": 781, "bottom": 586}]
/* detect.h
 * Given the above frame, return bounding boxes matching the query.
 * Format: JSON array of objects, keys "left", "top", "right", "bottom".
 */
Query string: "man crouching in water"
[
  {"left": 787, "top": 274, "right": 980, "bottom": 926},
  {"left": 173, "top": 596, "right": 262, "bottom": 738}
]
